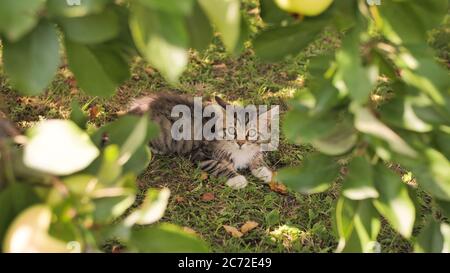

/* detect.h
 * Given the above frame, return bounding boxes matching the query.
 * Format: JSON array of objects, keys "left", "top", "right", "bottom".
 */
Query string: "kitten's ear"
[
  {"left": 128, "top": 96, "right": 154, "bottom": 115},
  {"left": 215, "top": 96, "right": 230, "bottom": 109}
]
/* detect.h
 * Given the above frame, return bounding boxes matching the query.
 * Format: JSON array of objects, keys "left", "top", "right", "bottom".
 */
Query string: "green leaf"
[
  {"left": 70, "top": 101, "right": 88, "bottom": 130},
  {"left": 342, "top": 156, "right": 378, "bottom": 200},
  {"left": 198, "top": 0, "right": 240, "bottom": 53},
  {"left": 415, "top": 218, "right": 450, "bottom": 253},
  {"left": 122, "top": 146, "right": 152, "bottom": 175},
  {"left": 334, "top": 28, "right": 373, "bottom": 104},
  {"left": 137, "top": 0, "right": 194, "bottom": 15},
  {"left": 253, "top": 19, "right": 327, "bottom": 62},
  {"left": 282, "top": 108, "right": 336, "bottom": 144},
  {"left": 47, "top": 0, "right": 110, "bottom": 18},
  {"left": 3, "top": 21, "right": 60, "bottom": 96},
  {"left": 311, "top": 118, "right": 357, "bottom": 156},
  {"left": 93, "top": 194, "right": 135, "bottom": 225},
  {"left": 130, "top": 223, "right": 209, "bottom": 253},
  {"left": 97, "top": 145, "right": 122, "bottom": 185},
  {"left": 353, "top": 105, "right": 417, "bottom": 158},
  {"left": 65, "top": 40, "right": 129, "bottom": 96},
  {"left": 125, "top": 188, "right": 170, "bottom": 226},
  {"left": 408, "top": 149, "right": 450, "bottom": 201},
  {"left": 378, "top": 0, "right": 448, "bottom": 45},
  {"left": 436, "top": 199, "right": 450, "bottom": 219},
  {"left": 185, "top": 0, "right": 214, "bottom": 52},
  {"left": 24, "top": 120, "right": 99, "bottom": 176},
  {"left": 0, "top": 183, "right": 40, "bottom": 252},
  {"left": 59, "top": 8, "right": 119, "bottom": 44},
  {"left": 0, "top": 0, "right": 46, "bottom": 41},
  {"left": 259, "top": 0, "right": 295, "bottom": 26},
  {"left": 129, "top": 4, "right": 188, "bottom": 83},
  {"left": 278, "top": 154, "right": 339, "bottom": 194},
  {"left": 336, "top": 197, "right": 381, "bottom": 253},
  {"left": 372, "top": 164, "right": 415, "bottom": 238}
]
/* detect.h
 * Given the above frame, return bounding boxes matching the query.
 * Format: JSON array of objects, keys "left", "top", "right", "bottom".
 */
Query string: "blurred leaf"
[
  {"left": 415, "top": 218, "right": 450, "bottom": 253},
  {"left": 97, "top": 145, "right": 122, "bottom": 185},
  {"left": 335, "top": 196, "right": 357, "bottom": 245},
  {"left": 232, "top": 13, "right": 251, "bottom": 56},
  {"left": 353, "top": 105, "right": 417, "bottom": 158},
  {"left": 59, "top": 8, "right": 119, "bottom": 44},
  {"left": 259, "top": 0, "right": 295, "bottom": 26},
  {"left": 198, "top": 0, "right": 240, "bottom": 53},
  {"left": 125, "top": 188, "right": 170, "bottom": 226},
  {"left": 0, "top": 0, "right": 46, "bottom": 41},
  {"left": 381, "top": 96, "right": 434, "bottom": 133},
  {"left": 122, "top": 146, "right": 152, "bottom": 175},
  {"left": 372, "top": 164, "right": 415, "bottom": 238},
  {"left": 0, "top": 183, "right": 40, "bottom": 252},
  {"left": 65, "top": 40, "right": 129, "bottom": 96},
  {"left": 283, "top": 108, "right": 336, "bottom": 143},
  {"left": 378, "top": 0, "right": 448, "bottom": 44},
  {"left": 62, "top": 174, "right": 96, "bottom": 196},
  {"left": 185, "top": 0, "right": 214, "bottom": 52},
  {"left": 340, "top": 200, "right": 381, "bottom": 253},
  {"left": 47, "top": 0, "right": 110, "bottom": 18},
  {"left": 408, "top": 149, "right": 450, "bottom": 201},
  {"left": 342, "top": 156, "right": 378, "bottom": 200},
  {"left": 334, "top": 28, "right": 373, "bottom": 104},
  {"left": 3, "top": 21, "right": 59, "bottom": 95},
  {"left": 436, "top": 199, "right": 450, "bottom": 219},
  {"left": 70, "top": 101, "right": 88, "bottom": 130},
  {"left": 311, "top": 118, "right": 357, "bottom": 156},
  {"left": 130, "top": 223, "right": 209, "bottom": 252},
  {"left": 137, "top": 0, "right": 194, "bottom": 15},
  {"left": 130, "top": 4, "right": 188, "bottom": 83},
  {"left": 24, "top": 120, "right": 99, "bottom": 176},
  {"left": 3, "top": 205, "right": 70, "bottom": 253},
  {"left": 254, "top": 19, "right": 327, "bottom": 62},
  {"left": 93, "top": 194, "right": 135, "bottom": 224},
  {"left": 278, "top": 153, "right": 339, "bottom": 194}
]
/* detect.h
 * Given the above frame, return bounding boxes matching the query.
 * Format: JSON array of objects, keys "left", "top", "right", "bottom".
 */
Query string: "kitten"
[{"left": 128, "top": 93, "right": 275, "bottom": 189}]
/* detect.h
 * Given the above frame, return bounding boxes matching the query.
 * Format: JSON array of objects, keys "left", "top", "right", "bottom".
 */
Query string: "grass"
[{"left": 1, "top": 1, "right": 445, "bottom": 253}]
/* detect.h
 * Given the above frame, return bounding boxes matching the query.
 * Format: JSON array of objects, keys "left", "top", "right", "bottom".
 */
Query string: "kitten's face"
[{"left": 215, "top": 97, "right": 274, "bottom": 151}]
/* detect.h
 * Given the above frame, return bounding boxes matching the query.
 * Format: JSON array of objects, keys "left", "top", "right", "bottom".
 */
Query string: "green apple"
[
  {"left": 275, "top": 0, "right": 334, "bottom": 16},
  {"left": 3, "top": 205, "right": 72, "bottom": 253}
]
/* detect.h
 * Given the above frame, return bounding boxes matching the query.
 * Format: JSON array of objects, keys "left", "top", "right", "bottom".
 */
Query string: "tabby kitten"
[{"left": 128, "top": 93, "right": 275, "bottom": 189}]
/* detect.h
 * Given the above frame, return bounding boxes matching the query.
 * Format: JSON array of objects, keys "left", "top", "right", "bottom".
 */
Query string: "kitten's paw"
[
  {"left": 251, "top": 167, "right": 273, "bottom": 183},
  {"left": 226, "top": 175, "right": 248, "bottom": 189}
]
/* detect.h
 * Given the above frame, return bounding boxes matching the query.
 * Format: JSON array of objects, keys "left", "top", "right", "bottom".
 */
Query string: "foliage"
[
  {"left": 0, "top": 109, "right": 207, "bottom": 252},
  {"left": 0, "top": 0, "right": 449, "bottom": 253}
]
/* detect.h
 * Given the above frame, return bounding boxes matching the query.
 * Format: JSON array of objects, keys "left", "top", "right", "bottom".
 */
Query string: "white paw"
[
  {"left": 251, "top": 167, "right": 273, "bottom": 183},
  {"left": 226, "top": 175, "right": 248, "bottom": 189}
]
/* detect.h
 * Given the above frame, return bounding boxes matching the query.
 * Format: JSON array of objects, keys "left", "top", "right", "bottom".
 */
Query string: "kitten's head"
[{"left": 214, "top": 96, "right": 277, "bottom": 151}]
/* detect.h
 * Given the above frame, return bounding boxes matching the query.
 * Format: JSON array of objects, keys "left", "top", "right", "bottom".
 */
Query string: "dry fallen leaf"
[
  {"left": 89, "top": 105, "right": 100, "bottom": 120},
  {"left": 269, "top": 181, "right": 288, "bottom": 194},
  {"left": 183, "top": 227, "right": 198, "bottom": 236},
  {"left": 200, "top": 171, "right": 209, "bottom": 181},
  {"left": 269, "top": 172, "right": 288, "bottom": 194},
  {"left": 240, "top": 221, "right": 259, "bottom": 234},
  {"left": 223, "top": 225, "right": 243, "bottom": 238},
  {"left": 201, "top": 192, "right": 215, "bottom": 202},
  {"left": 175, "top": 195, "right": 185, "bottom": 203}
]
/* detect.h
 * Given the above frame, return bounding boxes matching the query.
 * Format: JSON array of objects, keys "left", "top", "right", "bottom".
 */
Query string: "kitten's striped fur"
[{"left": 128, "top": 93, "right": 274, "bottom": 189}]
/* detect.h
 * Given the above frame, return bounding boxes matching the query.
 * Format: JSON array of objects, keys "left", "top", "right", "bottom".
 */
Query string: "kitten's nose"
[{"left": 237, "top": 140, "right": 245, "bottom": 147}]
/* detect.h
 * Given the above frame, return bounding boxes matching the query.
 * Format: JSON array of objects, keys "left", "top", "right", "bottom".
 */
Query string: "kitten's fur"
[{"left": 128, "top": 93, "right": 274, "bottom": 189}]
